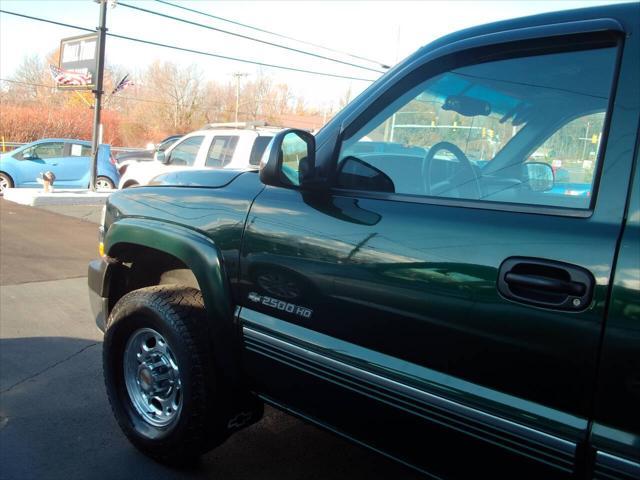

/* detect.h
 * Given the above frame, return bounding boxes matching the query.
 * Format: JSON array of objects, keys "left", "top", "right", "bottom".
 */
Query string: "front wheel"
[
  {"left": 96, "top": 176, "right": 116, "bottom": 190},
  {"left": 103, "top": 286, "right": 249, "bottom": 463},
  {"left": 0, "top": 172, "right": 14, "bottom": 194}
]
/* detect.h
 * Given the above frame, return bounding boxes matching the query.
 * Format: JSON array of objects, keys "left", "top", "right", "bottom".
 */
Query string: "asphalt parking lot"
[{"left": 0, "top": 198, "right": 421, "bottom": 480}]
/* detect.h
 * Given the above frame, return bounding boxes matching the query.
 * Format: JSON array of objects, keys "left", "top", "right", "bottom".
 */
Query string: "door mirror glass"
[
  {"left": 524, "top": 162, "right": 554, "bottom": 192},
  {"left": 155, "top": 151, "right": 167, "bottom": 163},
  {"left": 280, "top": 131, "right": 312, "bottom": 186},
  {"left": 260, "top": 129, "right": 315, "bottom": 188}
]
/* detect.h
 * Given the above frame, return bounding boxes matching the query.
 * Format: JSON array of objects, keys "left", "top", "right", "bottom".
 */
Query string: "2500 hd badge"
[{"left": 248, "top": 291, "right": 313, "bottom": 319}]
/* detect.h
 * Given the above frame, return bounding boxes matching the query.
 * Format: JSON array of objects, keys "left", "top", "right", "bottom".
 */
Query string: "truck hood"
[{"left": 148, "top": 168, "right": 254, "bottom": 188}]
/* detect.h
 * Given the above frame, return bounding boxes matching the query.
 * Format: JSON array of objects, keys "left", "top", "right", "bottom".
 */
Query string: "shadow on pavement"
[{"left": 0, "top": 337, "right": 421, "bottom": 480}]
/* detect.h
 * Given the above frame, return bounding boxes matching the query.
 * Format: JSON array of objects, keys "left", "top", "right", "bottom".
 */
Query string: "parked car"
[
  {"left": 117, "top": 124, "right": 280, "bottom": 189},
  {"left": 89, "top": 3, "right": 639, "bottom": 478},
  {"left": 0, "top": 138, "right": 119, "bottom": 194},
  {"left": 115, "top": 134, "right": 183, "bottom": 176}
]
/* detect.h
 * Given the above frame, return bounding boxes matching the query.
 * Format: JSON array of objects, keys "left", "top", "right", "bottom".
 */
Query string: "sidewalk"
[
  {"left": 3, "top": 188, "right": 111, "bottom": 207},
  {"left": 2, "top": 189, "right": 106, "bottom": 223}
]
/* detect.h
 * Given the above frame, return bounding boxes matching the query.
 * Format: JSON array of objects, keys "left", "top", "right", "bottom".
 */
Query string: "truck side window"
[
  {"left": 526, "top": 112, "right": 605, "bottom": 199},
  {"left": 205, "top": 136, "right": 239, "bottom": 168},
  {"left": 249, "top": 136, "right": 273, "bottom": 166},
  {"left": 337, "top": 47, "right": 617, "bottom": 210},
  {"left": 167, "top": 136, "right": 204, "bottom": 167}
]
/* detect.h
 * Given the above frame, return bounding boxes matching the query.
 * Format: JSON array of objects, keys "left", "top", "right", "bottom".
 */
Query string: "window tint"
[
  {"left": 69, "top": 144, "right": 92, "bottom": 156},
  {"left": 22, "top": 142, "right": 65, "bottom": 159},
  {"left": 338, "top": 47, "right": 617, "bottom": 210},
  {"left": 158, "top": 136, "right": 181, "bottom": 152},
  {"left": 205, "top": 136, "right": 239, "bottom": 168},
  {"left": 249, "top": 136, "right": 273, "bottom": 166},
  {"left": 167, "top": 136, "right": 204, "bottom": 166},
  {"left": 527, "top": 112, "right": 604, "bottom": 200}
]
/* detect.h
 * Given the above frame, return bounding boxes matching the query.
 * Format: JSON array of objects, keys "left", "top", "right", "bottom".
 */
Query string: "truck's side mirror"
[
  {"left": 155, "top": 151, "right": 167, "bottom": 163},
  {"left": 524, "top": 162, "right": 554, "bottom": 192},
  {"left": 260, "top": 129, "right": 315, "bottom": 188}
]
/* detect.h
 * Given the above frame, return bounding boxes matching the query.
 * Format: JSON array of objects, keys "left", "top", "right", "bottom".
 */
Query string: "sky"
[{"left": 0, "top": 0, "right": 633, "bottom": 110}]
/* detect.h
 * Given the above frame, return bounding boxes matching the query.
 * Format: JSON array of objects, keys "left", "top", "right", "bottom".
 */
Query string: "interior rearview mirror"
[
  {"left": 260, "top": 129, "right": 315, "bottom": 188},
  {"left": 442, "top": 95, "right": 491, "bottom": 117},
  {"left": 524, "top": 162, "right": 554, "bottom": 192}
]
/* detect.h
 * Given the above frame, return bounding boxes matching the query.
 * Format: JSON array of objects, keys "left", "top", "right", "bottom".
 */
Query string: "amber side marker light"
[{"left": 99, "top": 242, "right": 105, "bottom": 257}]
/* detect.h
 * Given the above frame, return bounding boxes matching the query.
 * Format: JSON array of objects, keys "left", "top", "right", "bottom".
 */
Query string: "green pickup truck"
[{"left": 88, "top": 3, "right": 639, "bottom": 478}]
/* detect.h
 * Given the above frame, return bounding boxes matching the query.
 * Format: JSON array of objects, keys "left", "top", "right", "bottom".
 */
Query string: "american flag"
[
  {"left": 49, "top": 65, "right": 92, "bottom": 86},
  {"left": 111, "top": 74, "right": 134, "bottom": 95}
]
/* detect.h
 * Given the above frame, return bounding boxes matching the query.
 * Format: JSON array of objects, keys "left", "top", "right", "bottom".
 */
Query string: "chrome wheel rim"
[
  {"left": 0, "top": 176, "right": 9, "bottom": 193},
  {"left": 123, "top": 328, "right": 182, "bottom": 428},
  {"left": 96, "top": 178, "right": 113, "bottom": 190}
]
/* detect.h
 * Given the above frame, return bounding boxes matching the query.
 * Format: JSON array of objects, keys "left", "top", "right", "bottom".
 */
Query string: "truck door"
[
  {"left": 589, "top": 150, "right": 640, "bottom": 479},
  {"left": 239, "top": 19, "right": 639, "bottom": 479}
]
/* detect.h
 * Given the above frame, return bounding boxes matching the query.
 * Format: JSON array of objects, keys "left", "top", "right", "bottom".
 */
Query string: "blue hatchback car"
[{"left": 0, "top": 138, "right": 120, "bottom": 194}]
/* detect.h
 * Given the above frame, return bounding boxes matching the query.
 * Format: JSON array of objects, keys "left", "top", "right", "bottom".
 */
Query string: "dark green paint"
[
  {"left": 590, "top": 147, "right": 640, "bottom": 464},
  {"left": 105, "top": 171, "right": 264, "bottom": 289},
  {"left": 91, "top": 3, "right": 640, "bottom": 477},
  {"left": 240, "top": 307, "right": 585, "bottom": 435},
  {"left": 105, "top": 217, "right": 233, "bottom": 323}
]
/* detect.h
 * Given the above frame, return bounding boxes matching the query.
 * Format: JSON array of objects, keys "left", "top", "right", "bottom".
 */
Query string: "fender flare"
[{"left": 104, "top": 217, "right": 241, "bottom": 383}]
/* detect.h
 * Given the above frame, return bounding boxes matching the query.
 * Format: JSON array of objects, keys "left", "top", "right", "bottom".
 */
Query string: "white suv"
[{"left": 118, "top": 123, "right": 281, "bottom": 189}]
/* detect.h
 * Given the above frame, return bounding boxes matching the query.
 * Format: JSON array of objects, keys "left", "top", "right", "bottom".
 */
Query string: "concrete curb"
[{"left": 3, "top": 188, "right": 112, "bottom": 206}]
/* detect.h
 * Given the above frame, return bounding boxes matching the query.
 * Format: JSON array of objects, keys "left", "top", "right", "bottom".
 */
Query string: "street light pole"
[
  {"left": 89, "top": 0, "right": 108, "bottom": 191},
  {"left": 233, "top": 72, "right": 248, "bottom": 124}
]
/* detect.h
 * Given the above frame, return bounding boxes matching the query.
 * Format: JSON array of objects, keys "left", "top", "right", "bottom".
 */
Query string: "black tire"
[
  {"left": 103, "top": 285, "right": 237, "bottom": 463},
  {"left": 96, "top": 176, "right": 116, "bottom": 190},
  {"left": 0, "top": 172, "right": 14, "bottom": 195}
]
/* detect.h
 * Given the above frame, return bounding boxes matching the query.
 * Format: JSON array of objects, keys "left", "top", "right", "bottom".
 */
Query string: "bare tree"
[
  {"left": 201, "top": 80, "right": 234, "bottom": 123},
  {"left": 338, "top": 84, "right": 352, "bottom": 109},
  {"left": 243, "top": 74, "right": 272, "bottom": 120},
  {"left": 8, "top": 54, "right": 50, "bottom": 102},
  {"left": 144, "top": 61, "right": 205, "bottom": 131}
]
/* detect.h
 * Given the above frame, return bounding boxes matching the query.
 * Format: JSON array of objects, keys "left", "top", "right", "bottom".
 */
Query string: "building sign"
[{"left": 58, "top": 33, "right": 98, "bottom": 90}]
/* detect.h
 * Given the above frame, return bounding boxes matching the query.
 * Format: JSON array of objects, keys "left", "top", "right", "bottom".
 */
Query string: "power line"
[
  {"left": 0, "top": 9, "right": 376, "bottom": 82},
  {"left": 0, "top": 9, "right": 94, "bottom": 33},
  {"left": 119, "top": 2, "right": 384, "bottom": 74},
  {"left": 154, "top": 0, "right": 391, "bottom": 70},
  {"left": 107, "top": 32, "right": 375, "bottom": 82}
]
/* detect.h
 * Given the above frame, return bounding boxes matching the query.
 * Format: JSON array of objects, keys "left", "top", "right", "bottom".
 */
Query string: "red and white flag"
[{"left": 49, "top": 64, "right": 92, "bottom": 86}]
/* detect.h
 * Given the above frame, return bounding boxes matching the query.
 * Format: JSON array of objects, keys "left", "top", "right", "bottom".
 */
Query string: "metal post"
[
  {"left": 89, "top": 0, "right": 108, "bottom": 191},
  {"left": 235, "top": 75, "right": 239, "bottom": 124},
  {"left": 233, "top": 72, "right": 247, "bottom": 124}
]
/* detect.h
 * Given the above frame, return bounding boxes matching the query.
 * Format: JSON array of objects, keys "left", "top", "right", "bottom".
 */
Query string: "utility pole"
[
  {"left": 89, "top": 0, "right": 108, "bottom": 191},
  {"left": 232, "top": 72, "right": 248, "bottom": 124}
]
